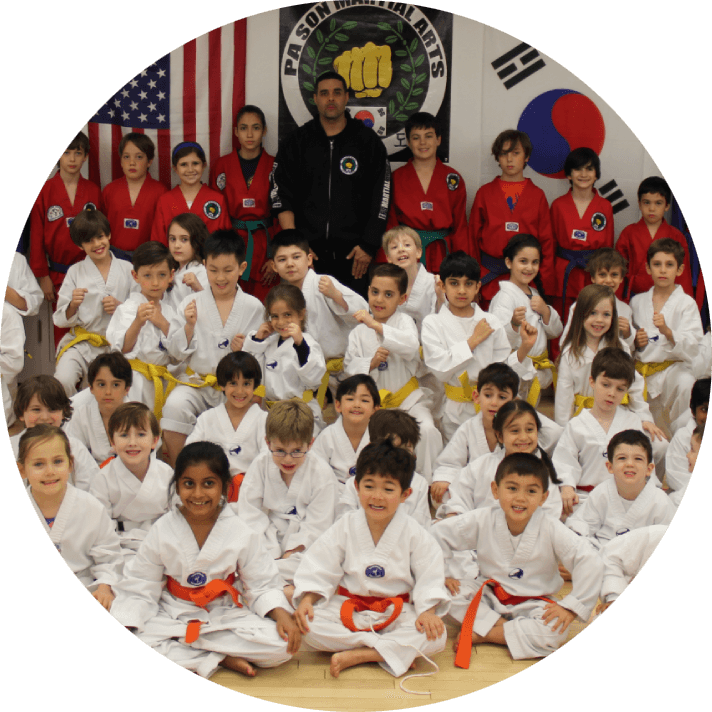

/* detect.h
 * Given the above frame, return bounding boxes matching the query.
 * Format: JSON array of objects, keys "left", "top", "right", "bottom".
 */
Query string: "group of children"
[{"left": 6, "top": 104, "right": 709, "bottom": 683}]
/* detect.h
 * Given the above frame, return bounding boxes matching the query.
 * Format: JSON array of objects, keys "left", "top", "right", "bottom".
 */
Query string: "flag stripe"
[
  {"left": 183, "top": 39, "right": 197, "bottom": 144},
  {"left": 232, "top": 20, "right": 246, "bottom": 152},
  {"left": 208, "top": 27, "right": 223, "bottom": 169}
]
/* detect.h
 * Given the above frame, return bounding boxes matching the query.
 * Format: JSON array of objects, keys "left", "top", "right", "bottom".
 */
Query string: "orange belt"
[
  {"left": 166, "top": 573, "right": 241, "bottom": 643},
  {"left": 455, "top": 578, "right": 553, "bottom": 669},
  {"left": 226, "top": 473, "right": 245, "bottom": 503},
  {"left": 338, "top": 586, "right": 410, "bottom": 632}
]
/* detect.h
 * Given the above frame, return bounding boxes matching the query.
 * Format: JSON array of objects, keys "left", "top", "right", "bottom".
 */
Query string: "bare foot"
[
  {"left": 221, "top": 656, "right": 256, "bottom": 677},
  {"left": 330, "top": 648, "right": 383, "bottom": 678},
  {"left": 283, "top": 584, "right": 295, "bottom": 608}
]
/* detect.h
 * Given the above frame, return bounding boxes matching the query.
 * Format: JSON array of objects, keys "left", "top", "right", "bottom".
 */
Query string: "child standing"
[
  {"left": 164, "top": 213, "right": 210, "bottom": 312},
  {"left": 617, "top": 177, "right": 693, "bottom": 299},
  {"left": 243, "top": 283, "right": 327, "bottom": 429},
  {"left": 468, "top": 130, "right": 554, "bottom": 305},
  {"left": 566, "top": 430, "right": 675, "bottom": 549},
  {"left": 110, "top": 441, "right": 299, "bottom": 678},
  {"left": 489, "top": 234, "right": 562, "bottom": 404},
  {"left": 386, "top": 112, "right": 468, "bottom": 274},
  {"left": 151, "top": 142, "right": 231, "bottom": 243},
  {"left": 294, "top": 439, "right": 449, "bottom": 679},
  {"left": 421, "top": 251, "right": 537, "bottom": 441},
  {"left": 210, "top": 105, "right": 277, "bottom": 301},
  {"left": 550, "top": 147, "right": 614, "bottom": 317},
  {"left": 632, "top": 238, "right": 703, "bottom": 435},
  {"left": 186, "top": 352, "right": 268, "bottom": 501},
  {"left": 237, "top": 400, "right": 339, "bottom": 602},
  {"left": 432, "top": 452, "right": 603, "bottom": 665},
  {"left": 19, "top": 425, "right": 123, "bottom": 610},
  {"left": 345, "top": 263, "right": 443, "bottom": 480},
  {"left": 160, "top": 231, "right": 263, "bottom": 466},
  {"left": 101, "top": 133, "right": 167, "bottom": 259},
  {"left": 89, "top": 403, "right": 173, "bottom": 554}
]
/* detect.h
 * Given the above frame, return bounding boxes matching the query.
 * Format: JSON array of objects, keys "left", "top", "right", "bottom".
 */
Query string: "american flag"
[{"left": 87, "top": 19, "right": 246, "bottom": 190}]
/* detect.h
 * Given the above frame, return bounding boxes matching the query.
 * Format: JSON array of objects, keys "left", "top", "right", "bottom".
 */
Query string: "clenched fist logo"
[{"left": 333, "top": 41, "right": 393, "bottom": 98}]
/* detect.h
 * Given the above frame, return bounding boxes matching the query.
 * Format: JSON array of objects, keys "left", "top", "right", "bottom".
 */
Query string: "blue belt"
[
  {"left": 232, "top": 218, "right": 271, "bottom": 281},
  {"left": 557, "top": 247, "right": 596, "bottom": 313},
  {"left": 109, "top": 246, "right": 134, "bottom": 263},
  {"left": 49, "top": 260, "right": 69, "bottom": 274},
  {"left": 480, "top": 252, "right": 508, "bottom": 286},
  {"left": 415, "top": 229, "right": 449, "bottom": 265}
]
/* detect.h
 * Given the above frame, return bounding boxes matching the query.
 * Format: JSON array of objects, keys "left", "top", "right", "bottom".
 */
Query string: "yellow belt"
[
  {"left": 129, "top": 360, "right": 194, "bottom": 420},
  {"left": 573, "top": 392, "right": 630, "bottom": 417},
  {"left": 379, "top": 377, "right": 419, "bottom": 409},
  {"left": 526, "top": 349, "right": 557, "bottom": 406},
  {"left": 316, "top": 358, "right": 344, "bottom": 409},
  {"left": 635, "top": 360, "right": 678, "bottom": 400},
  {"left": 444, "top": 371, "right": 477, "bottom": 410},
  {"left": 184, "top": 366, "right": 221, "bottom": 391},
  {"left": 254, "top": 384, "right": 314, "bottom": 409},
  {"left": 56, "top": 326, "right": 109, "bottom": 364}
]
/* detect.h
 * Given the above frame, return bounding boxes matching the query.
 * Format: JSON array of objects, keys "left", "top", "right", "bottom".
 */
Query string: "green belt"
[
  {"left": 415, "top": 229, "right": 449, "bottom": 265},
  {"left": 231, "top": 218, "right": 271, "bottom": 281}
]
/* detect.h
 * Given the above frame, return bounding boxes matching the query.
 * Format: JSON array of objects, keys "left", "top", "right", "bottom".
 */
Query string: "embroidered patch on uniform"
[
  {"left": 266, "top": 360, "right": 278, "bottom": 370},
  {"left": 286, "top": 506, "right": 298, "bottom": 516},
  {"left": 446, "top": 173, "right": 460, "bottom": 191},
  {"left": 47, "top": 205, "right": 63, "bottom": 221},
  {"left": 218, "top": 338, "right": 230, "bottom": 349},
  {"left": 55, "top": 543, "right": 62, "bottom": 553},
  {"left": 591, "top": 213, "right": 606, "bottom": 231},
  {"left": 571, "top": 229, "right": 588, "bottom": 242},
  {"left": 187, "top": 572, "right": 208, "bottom": 586},
  {"left": 505, "top": 222, "right": 519, "bottom": 232},
  {"left": 243, "top": 198, "right": 256, "bottom": 208},
  {"left": 158, "top": 340, "right": 166, "bottom": 352},
  {"left": 349, "top": 466, "right": 357, "bottom": 476},
  {"left": 229, "top": 446, "right": 242, "bottom": 456},
  {"left": 66, "top": 217, "right": 75, "bottom": 228},
  {"left": 365, "top": 565, "right": 386, "bottom": 578},
  {"left": 649, "top": 334, "right": 660, "bottom": 342},
  {"left": 508, "top": 568, "right": 524, "bottom": 580},
  {"left": 420, "top": 201, "right": 434, "bottom": 211},
  {"left": 216, "top": 172, "right": 226, "bottom": 191},
  {"left": 204, "top": 201, "right": 222, "bottom": 219},
  {"left": 616, "top": 527, "right": 630, "bottom": 536},
  {"left": 378, "top": 361, "right": 388, "bottom": 371},
  {"left": 340, "top": 156, "right": 358, "bottom": 175},
  {"left": 123, "top": 218, "right": 139, "bottom": 230}
]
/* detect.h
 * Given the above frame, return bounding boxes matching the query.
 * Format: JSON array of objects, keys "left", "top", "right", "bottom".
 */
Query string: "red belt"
[
  {"left": 455, "top": 578, "right": 553, "bottom": 669},
  {"left": 338, "top": 586, "right": 410, "bottom": 632},
  {"left": 576, "top": 485, "right": 595, "bottom": 493},
  {"left": 166, "top": 573, "right": 242, "bottom": 643}
]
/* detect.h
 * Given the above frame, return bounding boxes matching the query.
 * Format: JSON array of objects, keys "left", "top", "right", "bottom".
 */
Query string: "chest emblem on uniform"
[
  {"left": 83, "top": 202, "right": 97, "bottom": 212},
  {"left": 286, "top": 506, "right": 298, "bottom": 516},
  {"left": 349, "top": 466, "right": 357, "bottom": 476},
  {"left": 377, "top": 361, "right": 388, "bottom": 371},
  {"left": 340, "top": 156, "right": 358, "bottom": 175},
  {"left": 187, "top": 572, "right": 208, "bottom": 587},
  {"left": 243, "top": 198, "right": 256, "bottom": 208},
  {"left": 591, "top": 213, "right": 606, "bottom": 231},
  {"left": 508, "top": 568, "right": 524, "bottom": 580},
  {"left": 216, "top": 172, "right": 226, "bottom": 191},
  {"left": 158, "top": 339, "right": 166, "bottom": 352},
  {"left": 123, "top": 218, "right": 139, "bottom": 230},
  {"left": 505, "top": 222, "right": 519, "bottom": 232},
  {"left": 229, "top": 446, "right": 242, "bottom": 456},
  {"left": 365, "top": 565, "right": 386, "bottom": 578},
  {"left": 572, "top": 229, "right": 587, "bottom": 242},
  {"left": 266, "top": 360, "right": 278, "bottom": 370},
  {"left": 47, "top": 205, "right": 64, "bottom": 221},
  {"left": 218, "top": 338, "right": 229, "bottom": 349},
  {"left": 420, "top": 201, "right": 434, "bottom": 211},
  {"left": 446, "top": 173, "right": 460, "bottom": 191},
  {"left": 616, "top": 527, "right": 630, "bottom": 536},
  {"left": 204, "top": 201, "right": 222, "bottom": 220}
]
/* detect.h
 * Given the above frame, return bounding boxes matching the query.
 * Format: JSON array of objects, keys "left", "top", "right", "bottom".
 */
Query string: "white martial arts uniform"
[
  {"left": 65, "top": 394, "right": 129, "bottom": 464},
  {"left": 111, "top": 504, "right": 292, "bottom": 678},
  {"left": 89, "top": 455, "right": 175, "bottom": 552},
  {"left": 312, "top": 416, "right": 369, "bottom": 485},
  {"left": 26, "top": 482, "right": 123, "bottom": 590},
  {"left": 243, "top": 330, "right": 326, "bottom": 430},
  {"left": 164, "top": 261, "right": 209, "bottom": 313},
  {"left": 237, "top": 450, "right": 339, "bottom": 584},
  {"left": 432, "top": 411, "right": 563, "bottom": 487},
  {"left": 336, "top": 471, "right": 432, "bottom": 529},
  {"left": 665, "top": 419, "right": 695, "bottom": 507},
  {"left": 53, "top": 254, "right": 136, "bottom": 396},
  {"left": 1, "top": 303, "right": 25, "bottom": 426},
  {"left": 599, "top": 524, "right": 667, "bottom": 603},
  {"left": 691, "top": 331, "right": 712, "bottom": 380},
  {"left": 421, "top": 303, "right": 534, "bottom": 440},
  {"left": 161, "top": 287, "right": 262, "bottom": 435},
  {"left": 345, "top": 311, "right": 442, "bottom": 481},
  {"left": 565, "top": 477, "right": 675, "bottom": 549},
  {"left": 398, "top": 264, "right": 437, "bottom": 334},
  {"left": 11, "top": 428, "right": 99, "bottom": 492},
  {"left": 489, "top": 281, "right": 563, "bottom": 400},
  {"left": 293, "top": 507, "right": 449, "bottom": 677},
  {"left": 106, "top": 292, "right": 181, "bottom": 412},
  {"left": 7, "top": 252, "right": 43, "bottom": 317},
  {"left": 185, "top": 402, "right": 268, "bottom": 475},
  {"left": 431, "top": 506, "right": 603, "bottom": 658},
  {"left": 561, "top": 296, "right": 636, "bottom": 351},
  {"left": 631, "top": 285, "right": 703, "bottom": 434}
]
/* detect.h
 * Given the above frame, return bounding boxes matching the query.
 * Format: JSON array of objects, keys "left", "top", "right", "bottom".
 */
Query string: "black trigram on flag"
[
  {"left": 599, "top": 179, "right": 630, "bottom": 214},
  {"left": 492, "top": 43, "right": 546, "bottom": 89}
]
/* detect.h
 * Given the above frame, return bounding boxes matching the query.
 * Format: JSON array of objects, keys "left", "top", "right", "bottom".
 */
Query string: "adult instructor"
[{"left": 270, "top": 71, "right": 391, "bottom": 296}]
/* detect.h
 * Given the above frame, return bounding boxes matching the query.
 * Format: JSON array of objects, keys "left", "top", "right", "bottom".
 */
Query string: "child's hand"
[
  {"left": 146, "top": 301, "right": 165, "bottom": 326},
  {"left": 530, "top": 295, "right": 550, "bottom": 322},
  {"left": 92, "top": 584, "right": 115, "bottom": 611},
  {"left": 70, "top": 287, "right": 88, "bottom": 309},
  {"left": 560, "top": 485, "right": 578, "bottom": 517},
  {"left": 510, "top": 306, "right": 527, "bottom": 328},
  {"left": 102, "top": 296, "right": 121, "bottom": 315},
  {"left": 354, "top": 309, "right": 377, "bottom": 329},
  {"left": 445, "top": 577, "right": 461, "bottom": 596},
  {"left": 469, "top": 318, "right": 494, "bottom": 349},
  {"left": 282, "top": 545, "right": 306, "bottom": 559},
  {"left": 369, "top": 347, "right": 389, "bottom": 372},
  {"left": 518, "top": 320, "right": 538, "bottom": 353},
  {"left": 618, "top": 316, "right": 631, "bottom": 339},
  {"left": 271, "top": 607, "right": 301, "bottom": 655},
  {"left": 595, "top": 600, "right": 613, "bottom": 615},
  {"left": 541, "top": 601, "right": 575, "bottom": 633},
  {"left": 318, "top": 275, "right": 341, "bottom": 301},
  {"left": 634, "top": 328, "right": 648, "bottom": 349},
  {"left": 135, "top": 302, "right": 154, "bottom": 325},
  {"left": 184, "top": 299, "right": 197, "bottom": 326},
  {"left": 652, "top": 311, "right": 673, "bottom": 340},
  {"left": 283, "top": 322, "right": 304, "bottom": 346},
  {"left": 295, "top": 599, "right": 315, "bottom": 634},
  {"left": 434, "top": 275, "right": 445, "bottom": 300},
  {"left": 642, "top": 420, "right": 667, "bottom": 442},
  {"left": 430, "top": 481, "right": 449, "bottom": 504},
  {"left": 182, "top": 272, "right": 203, "bottom": 293},
  {"left": 260, "top": 261, "right": 278, "bottom": 287},
  {"left": 255, "top": 321, "right": 274, "bottom": 340},
  {"left": 39, "top": 275, "right": 56, "bottom": 302},
  {"left": 231, "top": 333, "right": 246, "bottom": 352},
  {"left": 415, "top": 610, "right": 445, "bottom": 641}
]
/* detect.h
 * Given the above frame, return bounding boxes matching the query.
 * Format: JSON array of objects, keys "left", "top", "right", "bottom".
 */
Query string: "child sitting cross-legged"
[{"left": 294, "top": 439, "right": 449, "bottom": 679}]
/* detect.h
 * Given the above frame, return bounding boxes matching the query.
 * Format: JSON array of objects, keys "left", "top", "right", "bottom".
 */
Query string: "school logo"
[
  {"left": 572, "top": 229, "right": 587, "bottom": 242},
  {"left": 266, "top": 360, "right": 278, "bottom": 370},
  {"left": 204, "top": 201, "right": 222, "bottom": 220},
  {"left": 47, "top": 205, "right": 63, "bottom": 221},
  {"left": 649, "top": 334, "right": 660, "bottom": 342},
  {"left": 123, "top": 218, "right": 139, "bottom": 229},
  {"left": 349, "top": 466, "right": 357, "bottom": 476},
  {"left": 378, "top": 361, "right": 388, "bottom": 371},
  {"left": 187, "top": 572, "right": 208, "bottom": 587},
  {"left": 83, "top": 202, "right": 98, "bottom": 211},
  {"left": 446, "top": 173, "right": 459, "bottom": 191},
  {"left": 340, "top": 156, "right": 358, "bottom": 175},
  {"left": 218, "top": 338, "right": 230, "bottom": 349},
  {"left": 279, "top": 4, "right": 452, "bottom": 158},
  {"left": 591, "top": 213, "right": 607, "bottom": 231},
  {"left": 508, "top": 568, "right": 524, "bottom": 580},
  {"left": 420, "top": 201, "right": 433, "bottom": 211},
  {"left": 517, "top": 89, "right": 605, "bottom": 179},
  {"left": 365, "top": 564, "right": 386, "bottom": 579},
  {"left": 158, "top": 339, "right": 166, "bottom": 352},
  {"left": 505, "top": 222, "right": 519, "bottom": 232},
  {"left": 286, "top": 506, "right": 298, "bottom": 516},
  {"left": 616, "top": 527, "right": 631, "bottom": 536},
  {"left": 216, "top": 172, "right": 227, "bottom": 191},
  {"left": 243, "top": 198, "right": 256, "bottom": 208},
  {"left": 55, "top": 543, "right": 62, "bottom": 552},
  {"left": 229, "top": 446, "right": 242, "bottom": 456}
]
